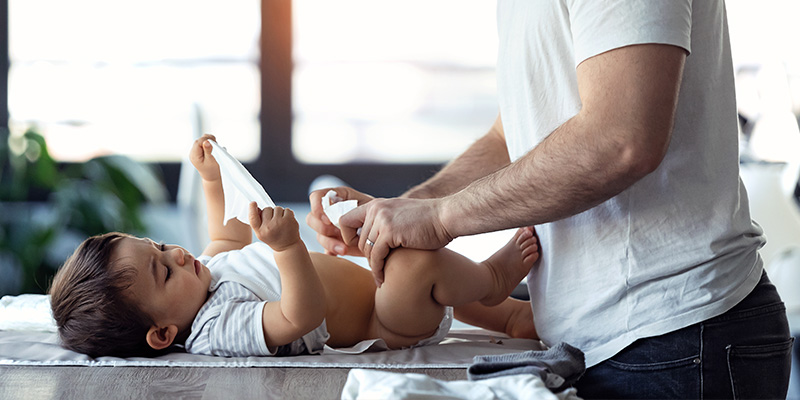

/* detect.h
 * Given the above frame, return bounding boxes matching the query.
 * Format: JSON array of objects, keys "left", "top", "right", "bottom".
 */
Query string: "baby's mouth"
[{"left": 194, "top": 259, "right": 201, "bottom": 276}]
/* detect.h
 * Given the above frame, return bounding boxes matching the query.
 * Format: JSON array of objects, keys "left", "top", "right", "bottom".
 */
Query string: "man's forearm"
[
  {"left": 441, "top": 113, "right": 656, "bottom": 237},
  {"left": 403, "top": 125, "right": 510, "bottom": 199}
]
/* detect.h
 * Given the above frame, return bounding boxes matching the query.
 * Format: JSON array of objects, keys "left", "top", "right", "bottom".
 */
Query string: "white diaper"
[
  {"left": 412, "top": 306, "right": 454, "bottom": 348},
  {"left": 321, "top": 306, "right": 454, "bottom": 355}
]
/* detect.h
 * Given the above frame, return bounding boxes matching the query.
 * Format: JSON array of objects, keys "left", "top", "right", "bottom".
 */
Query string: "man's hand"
[
  {"left": 339, "top": 197, "right": 454, "bottom": 286},
  {"left": 249, "top": 202, "right": 302, "bottom": 252},
  {"left": 306, "top": 186, "right": 374, "bottom": 256},
  {"left": 189, "top": 134, "right": 221, "bottom": 182}
]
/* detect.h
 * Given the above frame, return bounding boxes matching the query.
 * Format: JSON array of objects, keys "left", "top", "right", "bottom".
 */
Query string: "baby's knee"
[{"left": 383, "top": 248, "right": 439, "bottom": 283}]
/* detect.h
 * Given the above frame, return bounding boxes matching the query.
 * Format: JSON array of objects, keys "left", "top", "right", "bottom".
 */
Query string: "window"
[
  {"left": 6, "top": 0, "right": 499, "bottom": 202},
  {"left": 292, "top": 0, "right": 498, "bottom": 165},
  {"left": 8, "top": 0, "right": 261, "bottom": 163},
  {"left": 726, "top": 0, "right": 800, "bottom": 163},
  {"left": 258, "top": 0, "right": 499, "bottom": 201}
]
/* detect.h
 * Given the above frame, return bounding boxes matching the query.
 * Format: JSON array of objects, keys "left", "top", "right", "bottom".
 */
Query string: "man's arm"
[
  {"left": 443, "top": 43, "right": 686, "bottom": 235},
  {"left": 189, "top": 135, "right": 252, "bottom": 257},
  {"left": 403, "top": 114, "right": 511, "bottom": 199},
  {"left": 344, "top": 43, "right": 687, "bottom": 280},
  {"left": 305, "top": 116, "right": 508, "bottom": 256}
]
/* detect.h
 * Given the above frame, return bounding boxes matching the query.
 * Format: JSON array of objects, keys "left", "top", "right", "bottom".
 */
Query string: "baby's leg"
[
  {"left": 371, "top": 227, "right": 538, "bottom": 347},
  {"left": 478, "top": 226, "right": 539, "bottom": 306}
]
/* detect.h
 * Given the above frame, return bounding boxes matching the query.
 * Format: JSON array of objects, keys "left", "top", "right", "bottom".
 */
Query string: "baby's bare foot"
[{"left": 480, "top": 227, "right": 539, "bottom": 306}]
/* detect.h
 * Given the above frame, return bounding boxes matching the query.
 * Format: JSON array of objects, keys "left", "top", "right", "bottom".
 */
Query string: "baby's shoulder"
[{"left": 212, "top": 280, "right": 261, "bottom": 302}]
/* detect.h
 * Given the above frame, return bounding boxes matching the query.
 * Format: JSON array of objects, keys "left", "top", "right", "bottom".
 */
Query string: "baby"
[{"left": 49, "top": 135, "right": 539, "bottom": 358}]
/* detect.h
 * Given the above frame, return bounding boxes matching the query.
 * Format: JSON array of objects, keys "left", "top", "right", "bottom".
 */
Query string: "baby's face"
[{"left": 113, "top": 237, "right": 211, "bottom": 335}]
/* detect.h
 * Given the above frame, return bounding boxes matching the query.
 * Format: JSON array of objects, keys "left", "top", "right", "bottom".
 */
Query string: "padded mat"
[{"left": 0, "top": 329, "right": 543, "bottom": 368}]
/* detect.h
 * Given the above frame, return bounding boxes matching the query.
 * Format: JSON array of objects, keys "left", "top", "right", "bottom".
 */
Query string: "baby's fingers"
[
  {"left": 248, "top": 202, "right": 263, "bottom": 228},
  {"left": 190, "top": 135, "right": 216, "bottom": 168},
  {"left": 267, "top": 206, "right": 288, "bottom": 218},
  {"left": 190, "top": 140, "right": 205, "bottom": 162},
  {"left": 202, "top": 139, "right": 213, "bottom": 156},
  {"left": 279, "top": 207, "right": 295, "bottom": 220}
]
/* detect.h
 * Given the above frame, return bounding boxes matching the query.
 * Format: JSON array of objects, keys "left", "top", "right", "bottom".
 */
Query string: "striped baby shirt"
[{"left": 184, "top": 242, "right": 330, "bottom": 357}]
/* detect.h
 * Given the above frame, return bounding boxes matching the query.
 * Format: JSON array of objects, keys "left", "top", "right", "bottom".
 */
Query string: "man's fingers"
[
  {"left": 308, "top": 189, "right": 327, "bottom": 212},
  {"left": 315, "top": 233, "right": 347, "bottom": 256},
  {"left": 368, "top": 242, "right": 389, "bottom": 287},
  {"left": 305, "top": 211, "right": 339, "bottom": 238},
  {"left": 357, "top": 209, "right": 375, "bottom": 256},
  {"left": 339, "top": 205, "right": 367, "bottom": 247}
]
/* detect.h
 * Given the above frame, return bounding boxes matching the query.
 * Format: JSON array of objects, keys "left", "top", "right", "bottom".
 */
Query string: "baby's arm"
[
  {"left": 189, "top": 134, "right": 252, "bottom": 257},
  {"left": 248, "top": 202, "right": 327, "bottom": 348}
]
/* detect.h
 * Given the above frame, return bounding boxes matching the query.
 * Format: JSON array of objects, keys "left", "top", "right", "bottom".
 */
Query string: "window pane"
[
  {"left": 8, "top": 0, "right": 261, "bottom": 162},
  {"left": 292, "top": 0, "right": 498, "bottom": 164}
]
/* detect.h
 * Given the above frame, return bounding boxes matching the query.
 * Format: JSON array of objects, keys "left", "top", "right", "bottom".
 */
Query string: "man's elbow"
[{"left": 616, "top": 133, "right": 670, "bottom": 180}]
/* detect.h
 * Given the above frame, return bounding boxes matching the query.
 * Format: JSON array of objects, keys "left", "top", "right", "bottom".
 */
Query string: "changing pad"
[
  {"left": 0, "top": 329, "right": 542, "bottom": 368},
  {"left": 1, "top": 294, "right": 541, "bottom": 368}
]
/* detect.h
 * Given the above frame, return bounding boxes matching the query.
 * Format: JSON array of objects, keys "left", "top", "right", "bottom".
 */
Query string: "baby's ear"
[{"left": 146, "top": 325, "right": 178, "bottom": 350}]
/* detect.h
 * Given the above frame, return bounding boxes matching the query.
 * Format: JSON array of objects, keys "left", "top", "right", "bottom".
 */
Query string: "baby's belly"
[{"left": 309, "top": 252, "right": 377, "bottom": 347}]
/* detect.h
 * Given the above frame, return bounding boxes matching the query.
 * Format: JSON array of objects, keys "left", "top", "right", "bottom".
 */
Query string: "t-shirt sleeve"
[
  {"left": 568, "top": 0, "right": 692, "bottom": 66},
  {"left": 188, "top": 283, "right": 273, "bottom": 357}
]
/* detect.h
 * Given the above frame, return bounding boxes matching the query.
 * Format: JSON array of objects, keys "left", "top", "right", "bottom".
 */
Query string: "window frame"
[{"left": 1, "top": 0, "right": 8, "bottom": 133}]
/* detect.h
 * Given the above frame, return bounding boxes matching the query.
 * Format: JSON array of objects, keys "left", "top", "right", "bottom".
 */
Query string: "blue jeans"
[{"left": 574, "top": 271, "right": 794, "bottom": 399}]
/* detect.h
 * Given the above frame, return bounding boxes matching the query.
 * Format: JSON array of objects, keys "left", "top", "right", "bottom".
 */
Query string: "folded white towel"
[
  {"left": 340, "top": 369, "right": 581, "bottom": 400},
  {"left": 0, "top": 294, "right": 57, "bottom": 332},
  {"left": 208, "top": 140, "right": 276, "bottom": 225}
]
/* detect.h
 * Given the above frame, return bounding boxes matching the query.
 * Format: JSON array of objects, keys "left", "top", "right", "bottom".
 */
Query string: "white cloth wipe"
[{"left": 208, "top": 140, "right": 276, "bottom": 225}]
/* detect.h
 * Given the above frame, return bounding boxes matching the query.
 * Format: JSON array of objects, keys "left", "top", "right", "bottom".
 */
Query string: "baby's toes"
[
  {"left": 523, "top": 249, "right": 539, "bottom": 264},
  {"left": 521, "top": 239, "right": 539, "bottom": 264},
  {"left": 514, "top": 227, "right": 532, "bottom": 244}
]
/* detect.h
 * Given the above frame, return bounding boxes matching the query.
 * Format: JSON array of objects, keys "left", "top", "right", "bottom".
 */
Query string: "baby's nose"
[{"left": 172, "top": 248, "right": 186, "bottom": 266}]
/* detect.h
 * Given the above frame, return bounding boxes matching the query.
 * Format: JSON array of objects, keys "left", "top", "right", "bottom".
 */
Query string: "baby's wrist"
[
  {"left": 268, "top": 238, "right": 305, "bottom": 253},
  {"left": 200, "top": 175, "right": 222, "bottom": 184}
]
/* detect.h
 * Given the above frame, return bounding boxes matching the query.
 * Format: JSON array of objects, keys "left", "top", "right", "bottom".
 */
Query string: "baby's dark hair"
[{"left": 49, "top": 232, "right": 165, "bottom": 358}]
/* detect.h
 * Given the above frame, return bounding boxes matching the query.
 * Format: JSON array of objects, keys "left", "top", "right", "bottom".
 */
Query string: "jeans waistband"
[{"left": 706, "top": 270, "right": 785, "bottom": 325}]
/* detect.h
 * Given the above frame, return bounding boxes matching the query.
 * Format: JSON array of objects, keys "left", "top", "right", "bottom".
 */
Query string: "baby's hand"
[
  {"left": 248, "top": 202, "right": 302, "bottom": 252},
  {"left": 189, "top": 134, "right": 221, "bottom": 182}
]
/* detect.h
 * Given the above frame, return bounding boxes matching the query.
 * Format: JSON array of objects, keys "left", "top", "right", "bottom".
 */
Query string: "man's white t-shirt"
[{"left": 496, "top": 0, "right": 766, "bottom": 367}]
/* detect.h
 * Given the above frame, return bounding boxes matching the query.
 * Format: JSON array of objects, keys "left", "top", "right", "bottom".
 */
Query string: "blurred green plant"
[{"left": 0, "top": 127, "right": 168, "bottom": 294}]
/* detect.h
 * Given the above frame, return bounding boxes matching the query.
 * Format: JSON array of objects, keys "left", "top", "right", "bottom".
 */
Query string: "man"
[{"left": 307, "top": 1, "right": 793, "bottom": 398}]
